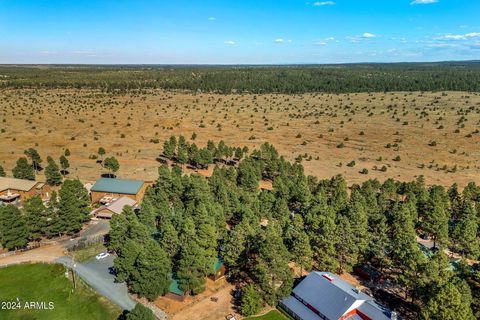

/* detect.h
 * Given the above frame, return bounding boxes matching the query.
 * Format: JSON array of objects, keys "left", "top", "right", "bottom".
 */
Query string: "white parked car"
[{"left": 95, "top": 252, "right": 110, "bottom": 260}]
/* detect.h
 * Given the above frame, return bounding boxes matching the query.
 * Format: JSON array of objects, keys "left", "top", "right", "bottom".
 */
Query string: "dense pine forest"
[
  {"left": 107, "top": 137, "right": 480, "bottom": 319},
  {"left": 1, "top": 62, "right": 480, "bottom": 93}
]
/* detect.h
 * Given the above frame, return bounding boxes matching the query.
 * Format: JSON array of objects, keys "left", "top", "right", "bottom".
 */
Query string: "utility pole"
[{"left": 71, "top": 254, "right": 77, "bottom": 290}]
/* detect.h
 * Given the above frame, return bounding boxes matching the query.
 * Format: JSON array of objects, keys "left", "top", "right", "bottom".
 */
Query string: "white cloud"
[
  {"left": 316, "top": 41, "right": 327, "bottom": 45},
  {"left": 325, "top": 37, "right": 335, "bottom": 41},
  {"left": 224, "top": 40, "right": 236, "bottom": 45},
  {"left": 313, "top": 1, "right": 336, "bottom": 6},
  {"left": 72, "top": 50, "right": 96, "bottom": 57},
  {"left": 208, "top": 17, "right": 216, "bottom": 21},
  {"left": 362, "top": 32, "right": 376, "bottom": 38},
  {"left": 440, "top": 32, "right": 480, "bottom": 41},
  {"left": 410, "top": 0, "right": 438, "bottom": 5},
  {"left": 466, "top": 32, "right": 480, "bottom": 38},
  {"left": 274, "top": 38, "right": 292, "bottom": 44}
]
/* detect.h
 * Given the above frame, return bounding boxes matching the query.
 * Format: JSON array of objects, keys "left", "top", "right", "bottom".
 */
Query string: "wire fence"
[{"left": 66, "top": 234, "right": 105, "bottom": 252}]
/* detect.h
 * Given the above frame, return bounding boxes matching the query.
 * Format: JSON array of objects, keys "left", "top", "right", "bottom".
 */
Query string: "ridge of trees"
[
  {"left": 108, "top": 137, "right": 480, "bottom": 318},
  {"left": 1, "top": 63, "right": 480, "bottom": 93}
]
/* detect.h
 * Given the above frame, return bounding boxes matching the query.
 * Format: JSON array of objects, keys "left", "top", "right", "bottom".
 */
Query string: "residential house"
[
  {"left": 0, "top": 177, "right": 50, "bottom": 203},
  {"left": 280, "top": 272, "right": 396, "bottom": 320}
]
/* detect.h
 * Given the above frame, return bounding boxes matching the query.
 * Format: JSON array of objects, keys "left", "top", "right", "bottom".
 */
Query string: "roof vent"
[
  {"left": 352, "top": 287, "right": 361, "bottom": 294},
  {"left": 322, "top": 274, "right": 334, "bottom": 282}
]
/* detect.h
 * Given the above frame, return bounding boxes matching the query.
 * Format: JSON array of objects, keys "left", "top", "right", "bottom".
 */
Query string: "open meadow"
[
  {"left": 0, "top": 263, "right": 121, "bottom": 320},
  {"left": 1, "top": 88, "right": 479, "bottom": 187}
]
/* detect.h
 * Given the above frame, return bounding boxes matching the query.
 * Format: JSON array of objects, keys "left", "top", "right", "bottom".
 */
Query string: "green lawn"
[
  {"left": 0, "top": 263, "right": 121, "bottom": 320},
  {"left": 245, "top": 310, "right": 291, "bottom": 320}
]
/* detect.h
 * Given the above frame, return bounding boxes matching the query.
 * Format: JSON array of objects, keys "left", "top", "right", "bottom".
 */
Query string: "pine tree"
[
  {"left": 104, "top": 156, "right": 120, "bottom": 176},
  {"left": 44, "top": 191, "right": 59, "bottom": 237},
  {"left": 130, "top": 240, "right": 172, "bottom": 300},
  {"left": 59, "top": 155, "right": 70, "bottom": 178},
  {"left": 0, "top": 204, "right": 29, "bottom": 250},
  {"left": 57, "top": 179, "right": 90, "bottom": 235},
  {"left": 389, "top": 202, "right": 426, "bottom": 301},
  {"left": 253, "top": 224, "right": 293, "bottom": 306},
  {"left": 126, "top": 304, "right": 156, "bottom": 320},
  {"left": 420, "top": 282, "right": 474, "bottom": 320},
  {"left": 45, "top": 156, "right": 62, "bottom": 186},
  {"left": 98, "top": 147, "right": 106, "bottom": 164},
  {"left": 23, "top": 195, "right": 48, "bottom": 241},
  {"left": 12, "top": 157, "right": 35, "bottom": 180},
  {"left": 422, "top": 186, "right": 450, "bottom": 249},
  {"left": 24, "top": 148, "right": 42, "bottom": 173},
  {"left": 239, "top": 284, "right": 262, "bottom": 316},
  {"left": 452, "top": 202, "right": 479, "bottom": 258},
  {"left": 176, "top": 218, "right": 209, "bottom": 295},
  {"left": 288, "top": 215, "right": 312, "bottom": 275},
  {"left": 0, "top": 165, "right": 5, "bottom": 177},
  {"left": 304, "top": 192, "right": 340, "bottom": 271},
  {"left": 163, "top": 136, "right": 176, "bottom": 159}
]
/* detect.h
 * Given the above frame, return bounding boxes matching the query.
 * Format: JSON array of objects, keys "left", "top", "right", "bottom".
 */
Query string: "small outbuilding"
[{"left": 90, "top": 178, "right": 146, "bottom": 204}]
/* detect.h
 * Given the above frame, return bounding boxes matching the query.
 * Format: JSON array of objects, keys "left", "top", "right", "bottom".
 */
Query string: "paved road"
[{"left": 56, "top": 255, "right": 136, "bottom": 311}]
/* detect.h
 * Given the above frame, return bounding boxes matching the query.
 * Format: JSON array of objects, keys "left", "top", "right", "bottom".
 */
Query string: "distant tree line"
[
  {"left": 109, "top": 137, "right": 480, "bottom": 319},
  {"left": 1, "top": 62, "right": 480, "bottom": 93}
]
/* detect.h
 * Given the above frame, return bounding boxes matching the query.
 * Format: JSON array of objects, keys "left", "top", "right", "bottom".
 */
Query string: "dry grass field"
[{"left": 1, "top": 89, "right": 479, "bottom": 187}]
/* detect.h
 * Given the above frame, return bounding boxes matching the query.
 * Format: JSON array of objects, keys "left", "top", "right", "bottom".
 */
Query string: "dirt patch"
[
  {"left": 0, "top": 243, "right": 65, "bottom": 266},
  {"left": 155, "top": 279, "right": 238, "bottom": 320}
]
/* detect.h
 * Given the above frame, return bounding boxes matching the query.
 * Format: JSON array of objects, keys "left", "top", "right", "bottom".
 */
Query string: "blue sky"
[{"left": 0, "top": 0, "right": 479, "bottom": 64}]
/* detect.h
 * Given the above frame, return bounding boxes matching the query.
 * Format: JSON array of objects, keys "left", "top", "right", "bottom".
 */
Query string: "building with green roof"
[{"left": 90, "top": 178, "right": 146, "bottom": 203}]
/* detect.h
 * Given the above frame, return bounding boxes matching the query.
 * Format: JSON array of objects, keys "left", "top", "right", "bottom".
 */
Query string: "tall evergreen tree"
[
  {"left": 59, "top": 155, "right": 70, "bottom": 178},
  {"left": 24, "top": 148, "right": 42, "bottom": 173},
  {"left": 12, "top": 157, "right": 35, "bottom": 180},
  {"left": 45, "top": 156, "right": 62, "bottom": 186},
  {"left": 0, "top": 204, "right": 29, "bottom": 250},
  {"left": 420, "top": 282, "right": 474, "bottom": 320},
  {"left": 239, "top": 284, "right": 262, "bottom": 316},
  {"left": 130, "top": 240, "right": 172, "bottom": 300},
  {"left": 252, "top": 224, "right": 293, "bottom": 306},
  {"left": 23, "top": 195, "right": 48, "bottom": 241},
  {"left": 0, "top": 165, "right": 5, "bottom": 177},
  {"left": 57, "top": 179, "right": 90, "bottom": 235}
]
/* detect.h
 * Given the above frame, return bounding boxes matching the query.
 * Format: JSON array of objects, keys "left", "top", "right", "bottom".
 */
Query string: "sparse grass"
[
  {"left": 68, "top": 242, "right": 107, "bottom": 262},
  {"left": 0, "top": 263, "right": 121, "bottom": 320},
  {"left": 0, "top": 89, "right": 479, "bottom": 188},
  {"left": 245, "top": 309, "right": 292, "bottom": 320}
]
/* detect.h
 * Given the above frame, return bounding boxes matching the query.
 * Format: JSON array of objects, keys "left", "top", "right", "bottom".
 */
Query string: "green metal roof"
[
  {"left": 91, "top": 178, "right": 144, "bottom": 195},
  {"left": 214, "top": 257, "right": 224, "bottom": 273},
  {"left": 169, "top": 273, "right": 184, "bottom": 296}
]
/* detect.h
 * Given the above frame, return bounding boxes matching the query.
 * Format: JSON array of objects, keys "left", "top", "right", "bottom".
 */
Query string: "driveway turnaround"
[{"left": 56, "top": 255, "right": 136, "bottom": 311}]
